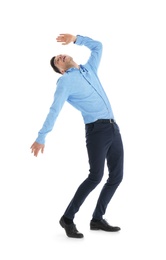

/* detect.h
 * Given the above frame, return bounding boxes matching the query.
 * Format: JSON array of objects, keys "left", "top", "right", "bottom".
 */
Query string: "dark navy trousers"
[{"left": 64, "top": 120, "right": 124, "bottom": 220}]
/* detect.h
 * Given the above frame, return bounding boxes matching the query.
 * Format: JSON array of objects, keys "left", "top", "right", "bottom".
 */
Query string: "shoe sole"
[
  {"left": 90, "top": 227, "right": 100, "bottom": 230},
  {"left": 90, "top": 226, "right": 121, "bottom": 232}
]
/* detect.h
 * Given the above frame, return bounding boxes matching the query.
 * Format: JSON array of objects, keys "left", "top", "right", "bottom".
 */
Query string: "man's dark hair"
[{"left": 50, "top": 56, "right": 61, "bottom": 74}]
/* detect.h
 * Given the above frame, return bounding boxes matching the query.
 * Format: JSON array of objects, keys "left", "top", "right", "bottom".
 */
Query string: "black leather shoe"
[
  {"left": 90, "top": 219, "right": 121, "bottom": 232},
  {"left": 59, "top": 216, "right": 84, "bottom": 238}
]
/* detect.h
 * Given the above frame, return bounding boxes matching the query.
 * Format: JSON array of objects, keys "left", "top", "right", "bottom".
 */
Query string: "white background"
[{"left": 0, "top": 0, "right": 166, "bottom": 259}]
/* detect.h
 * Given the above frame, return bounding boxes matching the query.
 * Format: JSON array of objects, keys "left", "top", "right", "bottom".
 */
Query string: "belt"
[
  {"left": 95, "top": 119, "right": 115, "bottom": 123},
  {"left": 86, "top": 119, "right": 115, "bottom": 125}
]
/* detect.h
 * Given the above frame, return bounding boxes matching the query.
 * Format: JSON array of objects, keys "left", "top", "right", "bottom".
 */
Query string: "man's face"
[{"left": 54, "top": 55, "right": 73, "bottom": 72}]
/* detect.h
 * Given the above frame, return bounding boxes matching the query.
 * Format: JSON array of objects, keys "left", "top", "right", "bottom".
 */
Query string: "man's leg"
[
  {"left": 63, "top": 122, "right": 112, "bottom": 220},
  {"left": 92, "top": 123, "right": 124, "bottom": 220}
]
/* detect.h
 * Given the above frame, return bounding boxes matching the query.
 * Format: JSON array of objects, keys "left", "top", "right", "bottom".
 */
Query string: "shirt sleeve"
[
  {"left": 35, "top": 77, "right": 70, "bottom": 144},
  {"left": 75, "top": 35, "right": 103, "bottom": 72}
]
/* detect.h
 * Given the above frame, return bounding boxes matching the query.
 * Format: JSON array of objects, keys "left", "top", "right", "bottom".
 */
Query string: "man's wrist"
[{"left": 73, "top": 35, "right": 77, "bottom": 43}]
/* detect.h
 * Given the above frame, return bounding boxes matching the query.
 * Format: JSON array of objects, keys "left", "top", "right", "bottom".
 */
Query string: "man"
[{"left": 30, "top": 33, "right": 124, "bottom": 239}]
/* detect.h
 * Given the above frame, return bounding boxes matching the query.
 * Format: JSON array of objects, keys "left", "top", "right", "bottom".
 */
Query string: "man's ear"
[{"left": 60, "top": 69, "right": 65, "bottom": 74}]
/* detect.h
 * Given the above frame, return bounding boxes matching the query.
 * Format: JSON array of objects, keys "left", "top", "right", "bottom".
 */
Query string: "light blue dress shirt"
[{"left": 36, "top": 35, "right": 114, "bottom": 144}]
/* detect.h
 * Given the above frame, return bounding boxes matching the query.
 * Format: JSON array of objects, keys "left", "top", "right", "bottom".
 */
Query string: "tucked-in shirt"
[{"left": 36, "top": 35, "right": 114, "bottom": 144}]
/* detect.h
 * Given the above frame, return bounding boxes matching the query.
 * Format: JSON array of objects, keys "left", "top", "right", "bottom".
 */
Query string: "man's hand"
[
  {"left": 56, "top": 34, "right": 76, "bottom": 45},
  {"left": 30, "top": 142, "right": 45, "bottom": 157}
]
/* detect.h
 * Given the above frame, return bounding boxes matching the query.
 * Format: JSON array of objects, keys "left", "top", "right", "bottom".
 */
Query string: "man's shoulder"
[
  {"left": 57, "top": 74, "right": 68, "bottom": 84},
  {"left": 56, "top": 73, "right": 73, "bottom": 88}
]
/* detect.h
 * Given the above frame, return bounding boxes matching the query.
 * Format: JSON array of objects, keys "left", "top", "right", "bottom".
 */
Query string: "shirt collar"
[
  {"left": 79, "top": 64, "right": 88, "bottom": 73},
  {"left": 66, "top": 64, "right": 88, "bottom": 73}
]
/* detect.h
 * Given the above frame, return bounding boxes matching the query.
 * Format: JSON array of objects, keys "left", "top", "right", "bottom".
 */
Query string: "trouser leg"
[
  {"left": 92, "top": 123, "right": 124, "bottom": 220},
  {"left": 63, "top": 123, "right": 108, "bottom": 220}
]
